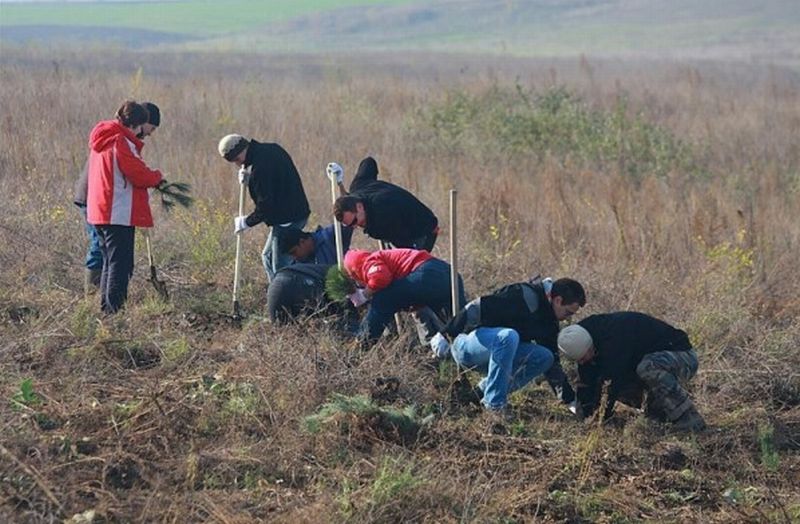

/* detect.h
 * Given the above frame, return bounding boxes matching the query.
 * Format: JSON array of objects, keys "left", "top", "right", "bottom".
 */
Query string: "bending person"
[
  {"left": 344, "top": 248, "right": 466, "bottom": 344},
  {"left": 217, "top": 134, "right": 310, "bottom": 282},
  {"left": 558, "top": 311, "right": 705, "bottom": 431},
  {"left": 431, "top": 277, "right": 587, "bottom": 418},
  {"left": 334, "top": 157, "right": 438, "bottom": 251}
]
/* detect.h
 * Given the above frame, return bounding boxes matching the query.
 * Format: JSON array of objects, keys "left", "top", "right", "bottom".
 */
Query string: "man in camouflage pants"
[{"left": 557, "top": 311, "right": 705, "bottom": 431}]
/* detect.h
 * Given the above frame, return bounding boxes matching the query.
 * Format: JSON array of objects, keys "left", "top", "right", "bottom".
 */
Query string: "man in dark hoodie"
[
  {"left": 75, "top": 102, "right": 161, "bottom": 292},
  {"left": 217, "top": 134, "right": 310, "bottom": 282},
  {"left": 431, "top": 277, "right": 586, "bottom": 422},
  {"left": 558, "top": 312, "right": 706, "bottom": 432},
  {"left": 332, "top": 157, "right": 439, "bottom": 252}
]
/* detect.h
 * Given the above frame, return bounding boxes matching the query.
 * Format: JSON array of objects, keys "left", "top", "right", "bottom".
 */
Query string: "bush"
[{"left": 419, "top": 85, "right": 703, "bottom": 179}]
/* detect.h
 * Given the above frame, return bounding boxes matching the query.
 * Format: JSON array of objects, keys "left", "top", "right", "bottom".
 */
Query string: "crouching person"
[
  {"left": 343, "top": 248, "right": 466, "bottom": 345},
  {"left": 430, "top": 277, "right": 586, "bottom": 423},
  {"left": 558, "top": 311, "right": 706, "bottom": 432},
  {"left": 267, "top": 263, "right": 358, "bottom": 332}
]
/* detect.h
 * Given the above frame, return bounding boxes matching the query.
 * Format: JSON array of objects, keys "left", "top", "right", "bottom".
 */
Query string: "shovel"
[
  {"left": 144, "top": 229, "right": 169, "bottom": 300},
  {"left": 232, "top": 173, "right": 247, "bottom": 320}
]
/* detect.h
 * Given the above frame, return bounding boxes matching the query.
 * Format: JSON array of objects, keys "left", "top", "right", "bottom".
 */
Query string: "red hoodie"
[
  {"left": 86, "top": 119, "right": 163, "bottom": 227},
  {"left": 344, "top": 248, "right": 433, "bottom": 291}
]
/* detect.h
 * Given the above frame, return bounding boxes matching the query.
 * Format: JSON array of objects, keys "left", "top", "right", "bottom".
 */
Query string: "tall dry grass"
[{"left": 1, "top": 47, "right": 799, "bottom": 522}]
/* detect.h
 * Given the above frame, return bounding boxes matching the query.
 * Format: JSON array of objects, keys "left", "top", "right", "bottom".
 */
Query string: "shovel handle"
[
  {"left": 144, "top": 229, "right": 155, "bottom": 267},
  {"left": 232, "top": 180, "right": 246, "bottom": 314}
]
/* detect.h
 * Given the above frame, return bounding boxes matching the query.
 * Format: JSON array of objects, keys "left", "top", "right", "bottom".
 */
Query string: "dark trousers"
[{"left": 96, "top": 225, "right": 135, "bottom": 314}]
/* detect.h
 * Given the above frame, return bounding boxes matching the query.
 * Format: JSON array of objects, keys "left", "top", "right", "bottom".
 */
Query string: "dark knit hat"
[{"left": 142, "top": 102, "right": 160, "bottom": 127}]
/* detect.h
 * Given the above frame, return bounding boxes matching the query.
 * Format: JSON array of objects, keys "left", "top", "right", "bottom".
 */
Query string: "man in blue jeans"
[
  {"left": 430, "top": 277, "right": 586, "bottom": 428},
  {"left": 74, "top": 102, "right": 161, "bottom": 293}
]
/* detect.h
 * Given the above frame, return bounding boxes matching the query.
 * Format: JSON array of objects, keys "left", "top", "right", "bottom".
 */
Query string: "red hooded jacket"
[
  {"left": 86, "top": 119, "right": 162, "bottom": 227},
  {"left": 344, "top": 248, "right": 433, "bottom": 291}
]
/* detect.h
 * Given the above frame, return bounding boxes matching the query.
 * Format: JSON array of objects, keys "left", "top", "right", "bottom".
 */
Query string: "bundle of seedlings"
[
  {"left": 155, "top": 181, "right": 194, "bottom": 211},
  {"left": 325, "top": 266, "right": 357, "bottom": 301}
]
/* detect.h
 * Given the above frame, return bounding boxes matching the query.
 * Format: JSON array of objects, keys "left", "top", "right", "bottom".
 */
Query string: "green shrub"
[{"left": 420, "top": 85, "right": 702, "bottom": 180}]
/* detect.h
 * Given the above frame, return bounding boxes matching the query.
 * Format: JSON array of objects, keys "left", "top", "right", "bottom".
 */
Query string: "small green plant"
[
  {"left": 325, "top": 266, "right": 356, "bottom": 301},
  {"left": 163, "top": 337, "right": 190, "bottom": 363},
  {"left": 337, "top": 478, "right": 356, "bottom": 519},
  {"left": 370, "top": 457, "right": 422, "bottom": 507},
  {"left": 69, "top": 300, "right": 97, "bottom": 339},
  {"left": 11, "top": 378, "right": 41, "bottom": 411},
  {"left": 155, "top": 181, "right": 194, "bottom": 211},
  {"left": 758, "top": 422, "right": 780, "bottom": 472},
  {"left": 303, "top": 394, "right": 421, "bottom": 441}
]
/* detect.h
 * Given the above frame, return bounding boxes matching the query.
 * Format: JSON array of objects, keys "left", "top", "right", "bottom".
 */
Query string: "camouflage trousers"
[{"left": 635, "top": 349, "right": 699, "bottom": 422}]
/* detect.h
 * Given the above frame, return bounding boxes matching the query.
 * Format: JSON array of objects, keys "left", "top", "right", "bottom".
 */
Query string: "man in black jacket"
[
  {"left": 218, "top": 134, "right": 310, "bottom": 282},
  {"left": 332, "top": 157, "right": 439, "bottom": 251},
  {"left": 558, "top": 311, "right": 706, "bottom": 432},
  {"left": 431, "top": 277, "right": 586, "bottom": 418}
]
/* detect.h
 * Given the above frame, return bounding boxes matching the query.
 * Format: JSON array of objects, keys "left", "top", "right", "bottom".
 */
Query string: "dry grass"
[{"left": 1, "top": 47, "right": 799, "bottom": 522}]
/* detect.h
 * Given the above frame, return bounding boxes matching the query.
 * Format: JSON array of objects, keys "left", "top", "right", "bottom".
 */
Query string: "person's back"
[
  {"left": 245, "top": 141, "right": 310, "bottom": 226},
  {"left": 266, "top": 263, "right": 331, "bottom": 323},
  {"left": 577, "top": 312, "right": 692, "bottom": 380},
  {"left": 352, "top": 181, "right": 438, "bottom": 247},
  {"left": 560, "top": 311, "right": 704, "bottom": 431}
]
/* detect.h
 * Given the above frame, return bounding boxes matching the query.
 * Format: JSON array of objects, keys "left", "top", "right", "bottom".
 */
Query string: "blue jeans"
[
  {"left": 77, "top": 204, "right": 102, "bottom": 270},
  {"left": 364, "top": 258, "right": 466, "bottom": 342},
  {"left": 452, "top": 327, "right": 554, "bottom": 410},
  {"left": 262, "top": 217, "right": 308, "bottom": 283}
]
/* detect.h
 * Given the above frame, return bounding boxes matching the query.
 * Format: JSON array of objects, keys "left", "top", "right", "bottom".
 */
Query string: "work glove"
[
  {"left": 567, "top": 400, "right": 584, "bottom": 420},
  {"left": 326, "top": 162, "right": 344, "bottom": 184},
  {"left": 347, "top": 288, "right": 369, "bottom": 307},
  {"left": 429, "top": 332, "right": 451, "bottom": 359},
  {"left": 238, "top": 166, "right": 252, "bottom": 185},
  {"left": 234, "top": 216, "right": 250, "bottom": 234}
]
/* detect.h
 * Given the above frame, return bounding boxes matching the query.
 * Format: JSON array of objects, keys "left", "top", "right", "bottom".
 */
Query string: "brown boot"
[{"left": 84, "top": 268, "right": 102, "bottom": 294}]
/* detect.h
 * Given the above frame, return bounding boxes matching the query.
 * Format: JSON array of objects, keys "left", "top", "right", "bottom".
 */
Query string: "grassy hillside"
[
  {"left": 1, "top": 0, "right": 798, "bottom": 64},
  {"left": 0, "top": 0, "right": 414, "bottom": 35},
  {"left": 1, "top": 48, "right": 799, "bottom": 522}
]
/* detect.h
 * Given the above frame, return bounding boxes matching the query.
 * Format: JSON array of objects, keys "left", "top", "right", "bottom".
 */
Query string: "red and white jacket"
[
  {"left": 344, "top": 248, "right": 433, "bottom": 291},
  {"left": 86, "top": 119, "right": 163, "bottom": 227}
]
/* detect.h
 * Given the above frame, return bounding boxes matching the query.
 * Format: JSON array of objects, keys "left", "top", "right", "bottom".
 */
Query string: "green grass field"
[
  {"left": 1, "top": 0, "right": 798, "bottom": 63},
  {"left": 0, "top": 0, "right": 414, "bottom": 36}
]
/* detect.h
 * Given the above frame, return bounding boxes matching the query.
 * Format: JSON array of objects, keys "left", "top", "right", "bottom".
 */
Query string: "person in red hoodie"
[
  {"left": 344, "top": 248, "right": 466, "bottom": 344},
  {"left": 86, "top": 101, "right": 164, "bottom": 314}
]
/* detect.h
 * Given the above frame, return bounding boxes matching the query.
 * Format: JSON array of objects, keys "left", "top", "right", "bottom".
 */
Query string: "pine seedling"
[
  {"left": 155, "top": 181, "right": 194, "bottom": 212},
  {"left": 325, "top": 266, "right": 356, "bottom": 301}
]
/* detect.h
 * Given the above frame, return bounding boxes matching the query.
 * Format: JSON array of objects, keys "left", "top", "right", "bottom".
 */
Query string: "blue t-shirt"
[{"left": 301, "top": 224, "right": 353, "bottom": 265}]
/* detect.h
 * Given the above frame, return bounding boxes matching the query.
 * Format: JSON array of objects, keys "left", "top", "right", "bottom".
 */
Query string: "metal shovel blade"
[
  {"left": 149, "top": 265, "right": 169, "bottom": 301},
  {"left": 144, "top": 231, "right": 169, "bottom": 301}
]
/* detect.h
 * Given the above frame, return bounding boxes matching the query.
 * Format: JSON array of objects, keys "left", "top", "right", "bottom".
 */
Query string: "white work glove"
[
  {"left": 429, "top": 332, "right": 451, "bottom": 359},
  {"left": 567, "top": 400, "right": 584, "bottom": 420},
  {"left": 238, "top": 166, "right": 252, "bottom": 185},
  {"left": 347, "top": 288, "right": 369, "bottom": 307},
  {"left": 326, "top": 162, "right": 344, "bottom": 184},
  {"left": 234, "top": 216, "right": 250, "bottom": 234}
]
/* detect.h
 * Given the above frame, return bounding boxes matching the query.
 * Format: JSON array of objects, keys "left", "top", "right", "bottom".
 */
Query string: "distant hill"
[{"left": 1, "top": 0, "right": 798, "bottom": 65}]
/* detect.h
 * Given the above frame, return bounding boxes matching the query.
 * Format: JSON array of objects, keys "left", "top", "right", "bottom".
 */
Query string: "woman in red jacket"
[
  {"left": 86, "top": 101, "right": 164, "bottom": 314},
  {"left": 344, "top": 248, "right": 466, "bottom": 343}
]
